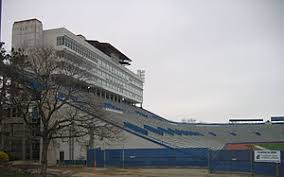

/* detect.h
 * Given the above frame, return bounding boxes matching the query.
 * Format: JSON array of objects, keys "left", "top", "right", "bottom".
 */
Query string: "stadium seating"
[{"left": 70, "top": 91, "right": 284, "bottom": 150}]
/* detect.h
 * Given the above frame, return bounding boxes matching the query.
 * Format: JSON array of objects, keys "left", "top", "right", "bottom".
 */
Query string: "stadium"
[{"left": 2, "top": 18, "right": 284, "bottom": 176}]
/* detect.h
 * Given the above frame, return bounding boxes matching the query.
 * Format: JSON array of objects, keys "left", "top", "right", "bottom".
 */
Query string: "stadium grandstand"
[{"left": 3, "top": 19, "right": 284, "bottom": 171}]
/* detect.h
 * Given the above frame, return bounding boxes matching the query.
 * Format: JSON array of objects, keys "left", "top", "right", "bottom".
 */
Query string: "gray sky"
[{"left": 2, "top": 0, "right": 284, "bottom": 122}]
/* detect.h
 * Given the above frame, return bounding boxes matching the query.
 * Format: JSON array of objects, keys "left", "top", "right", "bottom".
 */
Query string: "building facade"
[
  {"left": 1, "top": 18, "right": 154, "bottom": 163},
  {"left": 12, "top": 19, "right": 144, "bottom": 105}
]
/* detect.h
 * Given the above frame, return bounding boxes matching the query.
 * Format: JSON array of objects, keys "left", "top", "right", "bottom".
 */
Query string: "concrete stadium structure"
[{"left": 3, "top": 18, "right": 284, "bottom": 164}]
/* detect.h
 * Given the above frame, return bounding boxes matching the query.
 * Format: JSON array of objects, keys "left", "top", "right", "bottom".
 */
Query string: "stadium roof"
[{"left": 86, "top": 40, "right": 132, "bottom": 62}]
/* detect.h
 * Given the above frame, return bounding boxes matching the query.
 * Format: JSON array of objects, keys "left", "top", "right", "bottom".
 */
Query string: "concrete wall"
[
  {"left": 53, "top": 129, "right": 164, "bottom": 161},
  {"left": 12, "top": 19, "right": 43, "bottom": 49}
]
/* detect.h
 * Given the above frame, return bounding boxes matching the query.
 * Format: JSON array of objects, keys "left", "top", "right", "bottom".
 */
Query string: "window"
[
  {"left": 56, "top": 36, "right": 64, "bottom": 45},
  {"left": 56, "top": 36, "right": 98, "bottom": 63},
  {"left": 17, "top": 107, "right": 22, "bottom": 117},
  {"left": 5, "top": 108, "right": 11, "bottom": 118},
  {"left": 12, "top": 107, "right": 17, "bottom": 117},
  {"left": 32, "top": 142, "right": 40, "bottom": 150},
  {"left": 12, "top": 124, "right": 24, "bottom": 136}
]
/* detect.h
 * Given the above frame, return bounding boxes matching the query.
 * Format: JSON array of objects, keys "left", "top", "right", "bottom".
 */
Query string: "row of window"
[
  {"left": 14, "top": 24, "right": 41, "bottom": 34},
  {"left": 99, "top": 57, "right": 143, "bottom": 88},
  {"left": 3, "top": 107, "right": 20, "bottom": 118},
  {"left": 61, "top": 57, "right": 142, "bottom": 101},
  {"left": 57, "top": 36, "right": 98, "bottom": 63},
  {"left": 4, "top": 124, "right": 24, "bottom": 136},
  {"left": 93, "top": 88, "right": 122, "bottom": 103},
  {"left": 3, "top": 123, "right": 40, "bottom": 137},
  {"left": 97, "top": 64, "right": 143, "bottom": 100},
  {"left": 3, "top": 106, "right": 39, "bottom": 122},
  {"left": 97, "top": 70, "right": 142, "bottom": 96},
  {"left": 95, "top": 78, "right": 142, "bottom": 101},
  {"left": 57, "top": 36, "right": 143, "bottom": 101},
  {"left": 57, "top": 36, "right": 143, "bottom": 87}
]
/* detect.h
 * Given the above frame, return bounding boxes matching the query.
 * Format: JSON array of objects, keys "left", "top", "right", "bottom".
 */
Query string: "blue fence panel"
[
  {"left": 87, "top": 148, "right": 283, "bottom": 177},
  {"left": 210, "top": 150, "right": 251, "bottom": 161},
  {"left": 254, "top": 163, "right": 276, "bottom": 176},
  {"left": 87, "top": 148, "right": 208, "bottom": 168},
  {"left": 211, "top": 161, "right": 251, "bottom": 172},
  {"left": 87, "top": 149, "right": 105, "bottom": 167},
  {"left": 105, "top": 149, "right": 123, "bottom": 167},
  {"left": 280, "top": 163, "right": 284, "bottom": 177}
]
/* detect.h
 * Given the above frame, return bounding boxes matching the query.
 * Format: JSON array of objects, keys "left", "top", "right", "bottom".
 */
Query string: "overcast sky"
[{"left": 2, "top": 0, "right": 284, "bottom": 123}]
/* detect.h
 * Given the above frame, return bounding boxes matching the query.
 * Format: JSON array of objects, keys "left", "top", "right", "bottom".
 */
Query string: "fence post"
[
  {"left": 103, "top": 149, "right": 106, "bottom": 168},
  {"left": 208, "top": 149, "right": 212, "bottom": 173},
  {"left": 276, "top": 163, "right": 279, "bottom": 177},
  {"left": 250, "top": 150, "right": 254, "bottom": 176},
  {"left": 122, "top": 147, "right": 125, "bottom": 168}
]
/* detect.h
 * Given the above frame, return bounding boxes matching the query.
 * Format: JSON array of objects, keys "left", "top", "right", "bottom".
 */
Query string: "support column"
[
  {"left": 0, "top": 133, "right": 3, "bottom": 150},
  {"left": 0, "top": 123, "right": 4, "bottom": 150},
  {"left": 22, "top": 123, "right": 26, "bottom": 160},
  {"left": 22, "top": 138, "right": 26, "bottom": 160},
  {"left": 30, "top": 142, "right": 33, "bottom": 160}
]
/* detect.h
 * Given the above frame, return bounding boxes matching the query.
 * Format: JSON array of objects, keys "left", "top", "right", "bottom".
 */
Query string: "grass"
[
  {"left": 257, "top": 143, "right": 284, "bottom": 150},
  {"left": 0, "top": 171, "right": 33, "bottom": 177}
]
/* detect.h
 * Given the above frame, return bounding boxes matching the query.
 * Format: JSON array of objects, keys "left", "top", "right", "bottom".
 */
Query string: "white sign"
[{"left": 254, "top": 150, "right": 281, "bottom": 163}]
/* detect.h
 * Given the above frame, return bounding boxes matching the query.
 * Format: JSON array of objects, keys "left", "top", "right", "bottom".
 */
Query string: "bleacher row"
[
  {"left": 70, "top": 91, "right": 284, "bottom": 150},
  {"left": 102, "top": 103, "right": 225, "bottom": 150},
  {"left": 124, "top": 122, "right": 204, "bottom": 137}
]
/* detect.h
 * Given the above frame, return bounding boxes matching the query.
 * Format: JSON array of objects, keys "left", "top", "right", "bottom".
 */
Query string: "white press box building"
[
  {"left": 12, "top": 19, "right": 144, "bottom": 104},
  {"left": 10, "top": 18, "right": 161, "bottom": 163}
]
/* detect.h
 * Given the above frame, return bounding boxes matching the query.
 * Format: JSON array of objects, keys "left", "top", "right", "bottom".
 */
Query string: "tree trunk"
[
  {"left": 0, "top": 76, "right": 6, "bottom": 150},
  {"left": 0, "top": 76, "right": 8, "bottom": 148},
  {"left": 40, "top": 137, "right": 50, "bottom": 177}
]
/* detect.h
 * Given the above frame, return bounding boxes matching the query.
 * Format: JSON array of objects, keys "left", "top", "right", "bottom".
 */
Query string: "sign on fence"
[{"left": 254, "top": 150, "right": 281, "bottom": 163}]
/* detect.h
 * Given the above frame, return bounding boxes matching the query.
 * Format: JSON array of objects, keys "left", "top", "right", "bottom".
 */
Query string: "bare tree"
[
  {"left": 59, "top": 106, "right": 124, "bottom": 160},
  {"left": 0, "top": 43, "right": 12, "bottom": 150},
  {"left": 6, "top": 47, "right": 114, "bottom": 176}
]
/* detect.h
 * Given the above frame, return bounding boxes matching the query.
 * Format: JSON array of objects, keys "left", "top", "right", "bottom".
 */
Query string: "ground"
[
  {"left": 48, "top": 166, "right": 261, "bottom": 177},
  {"left": 0, "top": 171, "right": 33, "bottom": 177},
  {"left": 0, "top": 162, "right": 272, "bottom": 177}
]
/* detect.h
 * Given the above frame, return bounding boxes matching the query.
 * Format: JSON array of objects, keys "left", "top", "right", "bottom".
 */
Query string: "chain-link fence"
[
  {"left": 87, "top": 148, "right": 208, "bottom": 168},
  {"left": 86, "top": 148, "right": 284, "bottom": 177},
  {"left": 208, "top": 149, "right": 284, "bottom": 177}
]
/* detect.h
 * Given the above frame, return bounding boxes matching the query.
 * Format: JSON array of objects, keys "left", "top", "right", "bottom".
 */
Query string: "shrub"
[{"left": 0, "top": 151, "right": 9, "bottom": 163}]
